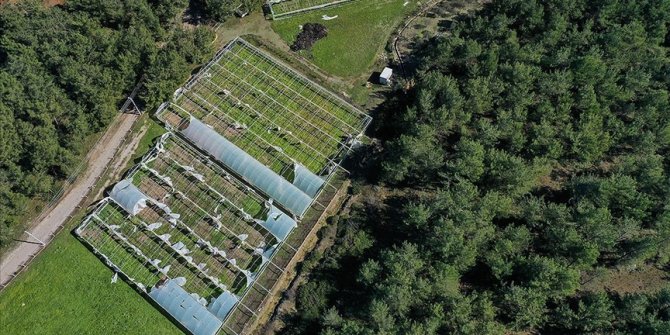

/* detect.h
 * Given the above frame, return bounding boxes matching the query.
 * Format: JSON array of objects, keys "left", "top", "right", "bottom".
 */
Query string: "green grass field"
[
  {"left": 272, "top": 0, "right": 418, "bottom": 78},
  {"left": 0, "top": 226, "right": 181, "bottom": 335},
  {"left": 130, "top": 118, "right": 167, "bottom": 163}
]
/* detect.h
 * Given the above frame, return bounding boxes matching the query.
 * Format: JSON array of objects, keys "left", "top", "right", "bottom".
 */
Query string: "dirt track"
[
  {"left": 0, "top": 113, "right": 139, "bottom": 287},
  {"left": 216, "top": 11, "right": 289, "bottom": 51},
  {"left": 393, "top": 0, "right": 489, "bottom": 79}
]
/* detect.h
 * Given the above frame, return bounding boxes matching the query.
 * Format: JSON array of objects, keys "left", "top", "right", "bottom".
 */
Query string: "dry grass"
[
  {"left": 581, "top": 264, "right": 670, "bottom": 294},
  {"left": 0, "top": 0, "right": 65, "bottom": 6}
]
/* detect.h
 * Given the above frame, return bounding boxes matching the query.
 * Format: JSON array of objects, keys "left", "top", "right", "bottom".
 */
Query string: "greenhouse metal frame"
[
  {"left": 76, "top": 37, "right": 367, "bottom": 335},
  {"left": 267, "top": 0, "right": 357, "bottom": 19},
  {"left": 162, "top": 38, "right": 370, "bottom": 175},
  {"left": 76, "top": 135, "right": 299, "bottom": 328},
  {"left": 157, "top": 38, "right": 369, "bottom": 215}
]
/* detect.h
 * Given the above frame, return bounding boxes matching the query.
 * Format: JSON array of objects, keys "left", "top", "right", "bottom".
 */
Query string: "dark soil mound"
[{"left": 291, "top": 23, "right": 328, "bottom": 51}]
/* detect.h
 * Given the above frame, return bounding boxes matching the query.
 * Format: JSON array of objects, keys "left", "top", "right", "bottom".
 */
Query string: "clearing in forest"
[{"left": 272, "top": 0, "right": 419, "bottom": 77}]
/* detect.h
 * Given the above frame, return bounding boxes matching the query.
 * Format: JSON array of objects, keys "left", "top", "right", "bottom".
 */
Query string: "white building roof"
[{"left": 380, "top": 67, "right": 393, "bottom": 79}]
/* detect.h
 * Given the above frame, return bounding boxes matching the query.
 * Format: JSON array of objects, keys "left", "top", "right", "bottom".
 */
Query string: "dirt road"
[
  {"left": 0, "top": 113, "right": 139, "bottom": 288},
  {"left": 215, "top": 11, "right": 289, "bottom": 52}
]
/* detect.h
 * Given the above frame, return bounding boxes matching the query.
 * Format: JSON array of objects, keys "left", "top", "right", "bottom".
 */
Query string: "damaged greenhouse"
[{"left": 75, "top": 37, "right": 369, "bottom": 335}]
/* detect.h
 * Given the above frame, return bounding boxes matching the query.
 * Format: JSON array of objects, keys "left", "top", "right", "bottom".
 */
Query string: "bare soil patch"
[
  {"left": 581, "top": 264, "right": 670, "bottom": 294},
  {"left": 290, "top": 23, "right": 328, "bottom": 51},
  {"left": 0, "top": 0, "right": 64, "bottom": 6}
]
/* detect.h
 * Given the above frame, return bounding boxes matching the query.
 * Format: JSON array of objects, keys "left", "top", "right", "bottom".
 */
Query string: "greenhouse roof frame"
[
  {"left": 268, "top": 0, "right": 357, "bottom": 20},
  {"left": 76, "top": 36, "right": 368, "bottom": 335},
  {"left": 157, "top": 38, "right": 369, "bottom": 214},
  {"left": 76, "top": 134, "right": 308, "bottom": 335}
]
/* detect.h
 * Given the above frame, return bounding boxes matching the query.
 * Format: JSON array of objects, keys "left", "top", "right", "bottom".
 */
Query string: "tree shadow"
[
  {"left": 12, "top": 239, "right": 43, "bottom": 245},
  {"left": 367, "top": 71, "right": 381, "bottom": 84},
  {"left": 183, "top": 0, "right": 209, "bottom": 25}
]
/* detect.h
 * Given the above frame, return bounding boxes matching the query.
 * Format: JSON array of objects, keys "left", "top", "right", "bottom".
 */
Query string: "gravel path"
[{"left": 0, "top": 113, "right": 139, "bottom": 288}]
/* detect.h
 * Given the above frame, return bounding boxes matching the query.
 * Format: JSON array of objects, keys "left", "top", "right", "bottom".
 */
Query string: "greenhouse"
[
  {"left": 158, "top": 38, "right": 370, "bottom": 183},
  {"left": 76, "top": 37, "right": 369, "bottom": 335},
  {"left": 108, "top": 180, "right": 148, "bottom": 215},
  {"left": 76, "top": 135, "right": 300, "bottom": 334}
]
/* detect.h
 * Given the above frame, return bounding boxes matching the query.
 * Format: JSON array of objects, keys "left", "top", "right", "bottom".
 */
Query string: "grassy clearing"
[
  {"left": 581, "top": 264, "right": 670, "bottom": 294},
  {"left": 272, "top": 0, "right": 418, "bottom": 78},
  {"left": 130, "top": 118, "right": 167, "bottom": 163},
  {"left": 0, "top": 223, "right": 181, "bottom": 335}
]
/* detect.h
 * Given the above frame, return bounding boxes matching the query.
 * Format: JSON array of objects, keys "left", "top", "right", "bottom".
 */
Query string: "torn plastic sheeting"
[
  {"left": 212, "top": 247, "right": 226, "bottom": 258},
  {"left": 146, "top": 222, "right": 162, "bottom": 231},
  {"left": 179, "top": 164, "right": 205, "bottom": 182},
  {"left": 174, "top": 277, "right": 187, "bottom": 286},
  {"left": 242, "top": 269, "right": 255, "bottom": 287},
  {"left": 143, "top": 164, "right": 174, "bottom": 188},
  {"left": 255, "top": 243, "right": 278, "bottom": 267},
  {"left": 255, "top": 205, "right": 297, "bottom": 241},
  {"left": 262, "top": 244, "right": 278, "bottom": 264}
]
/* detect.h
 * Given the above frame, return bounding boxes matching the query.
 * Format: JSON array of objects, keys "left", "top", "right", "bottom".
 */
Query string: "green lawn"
[
  {"left": 272, "top": 0, "right": 418, "bottom": 78},
  {"left": 130, "top": 118, "right": 167, "bottom": 163},
  {"left": 0, "top": 228, "right": 181, "bottom": 335}
]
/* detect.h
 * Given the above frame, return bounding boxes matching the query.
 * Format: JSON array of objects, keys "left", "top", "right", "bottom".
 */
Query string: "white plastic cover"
[
  {"left": 293, "top": 163, "right": 325, "bottom": 198},
  {"left": 208, "top": 291, "right": 239, "bottom": 321},
  {"left": 181, "top": 117, "right": 313, "bottom": 216},
  {"left": 108, "top": 179, "right": 148, "bottom": 215},
  {"left": 150, "top": 280, "right": 222, "bottom": 335},
  {"left": 256, "top": 205, "right": 297, "bottom": 241}
]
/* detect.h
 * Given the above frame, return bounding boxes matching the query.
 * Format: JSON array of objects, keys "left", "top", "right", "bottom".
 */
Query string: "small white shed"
[{"left": 379, "top": 67, "right": 393, "bottom": 85}]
